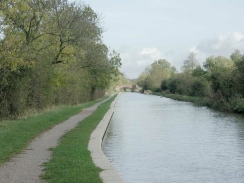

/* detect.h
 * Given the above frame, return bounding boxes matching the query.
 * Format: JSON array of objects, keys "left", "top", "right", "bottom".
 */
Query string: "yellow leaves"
[
  {"left": 0, "top": 54, "right": 35, "bottom": 72},
  {"left": 19, "top": 0, "right": 30, "bottom": 11},
  {"left": 0, "top": 33, "right": 35, "bottom": 71},
  {"left": 51, "top": 70, "right": 67, "bottom": 87},
  {"left": 77, "top": 48, "right": 86, "bottom": 60},
  {"left": 61, "top": 45, "right": 76, "bottom": 63},
  {"left": 5, "top": 0, "right": 31, "bottom": 14},
  {"left": 1, "top": 0, "right": 115, "bottom": 92},
  {"left": 60, "top": 46, "right": 86, "bottom": 65}
]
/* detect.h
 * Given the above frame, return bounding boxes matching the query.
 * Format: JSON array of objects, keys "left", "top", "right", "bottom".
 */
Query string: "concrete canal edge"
[{"left": 88, "top": 93, "right": 124, "bottom": 183}]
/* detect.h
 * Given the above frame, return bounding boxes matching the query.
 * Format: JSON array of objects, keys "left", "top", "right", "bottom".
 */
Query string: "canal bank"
[
  {"left": 0, "top": 96, "right": 112, "bottom": 183},
  {"left": 88, "top": 93, "right": 124, "bottom": 183},
  {"left": 152, "top": 91, "right": 244, "bottom": 114}
]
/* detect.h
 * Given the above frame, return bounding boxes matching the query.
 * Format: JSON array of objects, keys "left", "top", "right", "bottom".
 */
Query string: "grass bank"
[
  {"left": 153, "top": 92, "right": 244, "bottom": 113},
  {"left": 42, "top": 95, "right": 117, "bottom": 183},
  {"left": 0, "top": 96, "right": 107, "bottom": 166},
  {"left": 153, "top": 92, "right": 210, "bottom": 106}
]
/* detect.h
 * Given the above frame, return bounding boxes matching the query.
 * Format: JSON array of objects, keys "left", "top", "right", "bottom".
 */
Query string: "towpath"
[{"left": 0, "top": 97, "right": 110, "bottom": 183}]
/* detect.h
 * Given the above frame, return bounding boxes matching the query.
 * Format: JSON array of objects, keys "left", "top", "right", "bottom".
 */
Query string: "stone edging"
[{"left": 88, "top": 93, "right": 124, "bottom": 183}]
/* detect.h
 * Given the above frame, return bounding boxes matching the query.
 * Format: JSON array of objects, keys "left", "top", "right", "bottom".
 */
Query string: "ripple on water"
[{"left": 103, "top": 93, "right": 244, "bottom": 183}]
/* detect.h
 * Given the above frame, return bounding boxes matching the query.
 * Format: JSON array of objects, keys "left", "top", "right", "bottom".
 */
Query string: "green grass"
[
  {"left": 153, "top": 92, "right": 244, "bottom": 113},
  {"left": 0, "top": 97, "right": 107, "bottom": 165},
  {"left": 163, "top": 94, "right": 210, "bottom": 106},
  {"left": 153, "top": 92, "right": 211, "bottom": 107},
  {"left": 155, "top": 91, "right": 244, "bottom": 113},
  {"left": 42, "top": 95, "right": 117, "bottom": 183}
]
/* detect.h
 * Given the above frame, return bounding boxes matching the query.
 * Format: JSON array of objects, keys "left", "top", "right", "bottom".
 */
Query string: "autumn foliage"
[{"left": 0, "top": 0, "right": 121, "bottom": 120}]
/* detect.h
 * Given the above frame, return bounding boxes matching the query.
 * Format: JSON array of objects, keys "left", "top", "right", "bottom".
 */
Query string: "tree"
[
  {"left": 203, "top": 56, "right": 236, "bottom": 103},
  {"left": 0, "top": 0, "right": 122, "bottom": 119},
  {"left": 235, "top": 55, "right": 244, "bottom": 95},
  {"left": 108, "top": 50, "right": 122, "bottom": 80},
  {"left": 182, "top": 52, "right": 199, "bottom": 73},
  {"left": 44, "top": 2, "right": 103, "bottom": 64},
  {"left": 230, "top": 49, "right": 242, "bottom": 62},
  {"left": 1, "top": 0, "right": 49, "bottom": 44},
  {"left": 203, "top": 56, "right": 235, "bottom": 72},
  {"left": 192, "top": 66, "right": 206, "bottom": 77},
  {"left": 138, "top": 59, "right": 176, "bottom": 91},
  {"left": 137, "top": 72, "right": 148, "bottom": 89}
]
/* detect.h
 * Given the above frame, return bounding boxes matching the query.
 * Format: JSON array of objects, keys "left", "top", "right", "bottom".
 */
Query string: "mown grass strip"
[
  {"left": 0, "top": 97, "right": 108, "bottom": 165},
  {"left": 153, "top": 92, "right": 211, "bottom": 106},
  {"left": 42, "top": 95, "right": 117, "bottom": 183}
]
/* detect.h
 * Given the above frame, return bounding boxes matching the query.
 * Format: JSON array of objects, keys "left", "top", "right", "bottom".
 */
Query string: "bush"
[{"left": 233, "top": 98, "right": 244, "bottom": 113}]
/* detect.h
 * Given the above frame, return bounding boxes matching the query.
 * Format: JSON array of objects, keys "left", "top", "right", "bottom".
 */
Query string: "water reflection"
[{"left": 103, "top": 93, "right": 244, "bottom": 183}]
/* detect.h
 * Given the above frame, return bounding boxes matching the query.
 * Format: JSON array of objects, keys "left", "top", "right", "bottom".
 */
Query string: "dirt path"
[{"left": 0, "top": 98, "right": 110, "bottom": 183}]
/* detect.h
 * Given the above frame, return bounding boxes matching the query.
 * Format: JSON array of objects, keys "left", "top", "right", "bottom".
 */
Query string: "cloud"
[
  {"left": 197, "top": 32, "right": 244, "bottom": 57},
  {"left": 118, "top": 47, "right": 195, "bottom": 78},
  {"left": 140, "top": 47, "right": 165, "bottom": 60},
  {"left": 140, "top": 48, "right": 158, "bottom": 55},
  {"left": 117, "top": 47, "right": 165, "bottom": 78},
  {"left": 185, "top": 32, "right": 244, "bottom": 67},
  {"left": 117, "top": 32, "right": 244, "bottom": 78},
  {"left": 189, "top": 46, "right": 200, "bottom": 54}
]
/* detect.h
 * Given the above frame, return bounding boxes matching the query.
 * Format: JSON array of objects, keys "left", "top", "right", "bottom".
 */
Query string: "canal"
[{"left": 102, "top": 93, "right": 244, "bottom": 183}]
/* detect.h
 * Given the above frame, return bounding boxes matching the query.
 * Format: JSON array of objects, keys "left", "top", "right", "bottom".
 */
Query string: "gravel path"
[{"left": 0, "top": 98, "right": 110, "bottom": 183}]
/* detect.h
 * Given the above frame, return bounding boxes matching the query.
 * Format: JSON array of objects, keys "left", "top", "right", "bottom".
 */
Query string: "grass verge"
[
  {"left": 156, "top": 92, "right": 210, "bottom": 106},
  {"left": 153, "top": 92, "right": 244, "bottom": 113},
  {"left": 0, "top": 97, "right": 108, "bottom": 166},
  {"left": 42, "top": 95, "right": 117, "bottom": 183}
]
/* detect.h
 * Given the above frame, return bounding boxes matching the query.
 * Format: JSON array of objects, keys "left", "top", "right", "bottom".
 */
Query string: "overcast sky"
[{"left": 75, "top": 0, "right": 244, "bottom": 78}]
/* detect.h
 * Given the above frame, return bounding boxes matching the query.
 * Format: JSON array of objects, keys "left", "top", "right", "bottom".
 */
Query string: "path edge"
[{"left": 88, "top": 93, "right": 124, "bottom": 183}]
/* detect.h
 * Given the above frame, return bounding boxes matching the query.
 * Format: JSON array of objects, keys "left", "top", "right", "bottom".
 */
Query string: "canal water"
[{"left": 102, "top": 93, "right": 244, "bottom": 183}]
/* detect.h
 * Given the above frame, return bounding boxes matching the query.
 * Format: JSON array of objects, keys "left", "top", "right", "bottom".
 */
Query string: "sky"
[{"left": 74, "top": 0, "right": 244, "bottom": 78}]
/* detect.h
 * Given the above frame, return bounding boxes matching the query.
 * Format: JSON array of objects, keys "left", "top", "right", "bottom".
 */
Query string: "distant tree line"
[
  {"left": 0, "top": 0, "right": 121, "bottom": 120},
  {"left": 137, "top": 50, "right": 244, "bottom": 113}
]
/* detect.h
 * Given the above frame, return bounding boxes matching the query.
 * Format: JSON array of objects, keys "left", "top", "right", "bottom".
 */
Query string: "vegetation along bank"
[
  {"left": 0, "top": 0, "right": 122, "bottom": 120},
  {"left": 137, "top": 50, "right": 244, "bottom": 113}
]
